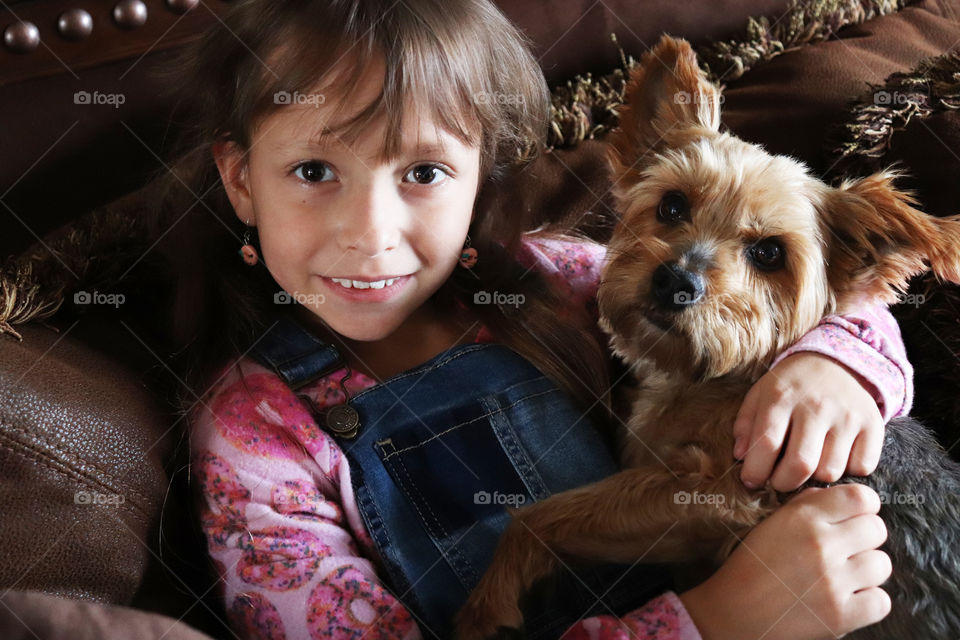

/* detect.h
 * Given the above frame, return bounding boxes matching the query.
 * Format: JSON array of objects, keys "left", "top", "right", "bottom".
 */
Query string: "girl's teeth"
[{"left": 330, "top": 277, "right": 399, "bottom": 290}]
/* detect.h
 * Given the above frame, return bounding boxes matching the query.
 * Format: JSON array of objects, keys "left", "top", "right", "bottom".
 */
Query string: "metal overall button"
[{"left": 326, "top": 403, "right": 360, "bottom": 438}]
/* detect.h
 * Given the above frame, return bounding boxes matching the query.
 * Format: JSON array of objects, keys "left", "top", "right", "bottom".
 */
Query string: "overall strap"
[{"left": 249, "top": 314, "right": 345, "bottom": 390}]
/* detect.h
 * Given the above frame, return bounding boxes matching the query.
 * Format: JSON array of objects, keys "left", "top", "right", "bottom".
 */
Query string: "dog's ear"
[
  {"left": 819, "top": 170, "right": 960, "bottom": 309},
  {"left": 608, "top": 35, "right": 721, "bottom": 173}
]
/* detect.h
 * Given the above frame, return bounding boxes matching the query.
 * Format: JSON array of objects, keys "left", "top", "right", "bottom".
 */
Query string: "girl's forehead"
[
  {"left": 244, "top": 33, "right": 496, "bottom": 162},
  {"left": 251, "top": 54, "right": 481, "bottom": 158},
  {"left": 255, "top": 99, "right": 479, "bottom": 159}
]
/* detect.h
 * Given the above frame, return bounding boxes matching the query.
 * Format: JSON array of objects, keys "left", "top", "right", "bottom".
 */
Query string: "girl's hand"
[
  {"left": 679, "top": 484, "right": 892, "bottom": 640},
  {"left": 733, "top": 352, "right": 885, "bottom": 492}
]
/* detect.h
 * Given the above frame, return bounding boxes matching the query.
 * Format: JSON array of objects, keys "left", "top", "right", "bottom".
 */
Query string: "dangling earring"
[
  {"left": 458, "top": 234, "right": 478, "bottom": 269},
  {"left": 239, "top": 219, "right": 259, "bottom": 266}
]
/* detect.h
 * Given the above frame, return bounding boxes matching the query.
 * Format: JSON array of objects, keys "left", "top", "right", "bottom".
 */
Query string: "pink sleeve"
[
  {"left": 561, "top": 592, "right": 703, "bottom": 639},
  {"left": 190, "top": 360, "right": 422, "bottom": 640},
  {"left": 770, "top": 301, "right": 914, "bottom": 422}
]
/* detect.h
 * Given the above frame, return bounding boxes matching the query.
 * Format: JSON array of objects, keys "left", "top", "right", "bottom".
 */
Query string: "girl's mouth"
[{"left": 318, "top": 274, "right": 411, "bottom": 303}]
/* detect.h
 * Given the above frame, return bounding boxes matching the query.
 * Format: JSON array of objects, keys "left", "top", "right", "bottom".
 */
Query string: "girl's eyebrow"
[{"left": 293, "top": 135, "right": 455, "bottom": 159}]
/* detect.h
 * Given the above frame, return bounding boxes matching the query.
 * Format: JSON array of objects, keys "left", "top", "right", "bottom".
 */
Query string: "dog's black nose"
[{"left": 651, "top": 262, "right": 704, "bottom": 310}]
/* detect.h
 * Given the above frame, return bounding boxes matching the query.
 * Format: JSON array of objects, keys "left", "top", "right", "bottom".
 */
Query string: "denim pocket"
[
  {"left": 374, "top": 375, "right": 557, "bottom": 590},
  {"left": 373, "top": 373, "right": 668, "bottom": 637}
]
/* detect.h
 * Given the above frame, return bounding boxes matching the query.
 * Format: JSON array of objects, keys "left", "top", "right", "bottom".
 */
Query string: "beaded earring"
[
  {"left": 459, "top": 234, "right": 478, "bottom": 269},
  {"left": 239, "top": 219, "right": 259, "bottom": 266}
]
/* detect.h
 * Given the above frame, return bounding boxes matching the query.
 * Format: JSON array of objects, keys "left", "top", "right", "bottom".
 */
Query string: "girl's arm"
[
  {"left": 563, "top": 484, "right": 891, "bottom": 640},
  {"left": 771, "top": 299, "right": 913, "bottom": 421},
  {"left": 190, "top": 361, "right": 422, "bottom": 640},
  {"left": 734, "top": 299, "right": 914, "bottom": 491}
]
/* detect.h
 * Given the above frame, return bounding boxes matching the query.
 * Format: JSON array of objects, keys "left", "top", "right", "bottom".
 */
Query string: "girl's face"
[{"left": 214, "top": 61, "right": 482, "bottom": 342}]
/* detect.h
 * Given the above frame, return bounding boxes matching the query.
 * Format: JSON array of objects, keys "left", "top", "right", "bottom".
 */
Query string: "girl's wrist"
[{"left": 678, "top": 583, "right": 728, "bottom": 640}]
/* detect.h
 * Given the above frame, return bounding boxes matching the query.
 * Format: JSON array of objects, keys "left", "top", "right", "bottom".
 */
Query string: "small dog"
[{"left": 455, "top": 36, "right": 960, "bottom": 639}]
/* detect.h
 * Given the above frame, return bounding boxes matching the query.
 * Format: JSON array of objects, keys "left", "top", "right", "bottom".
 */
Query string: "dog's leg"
[{"left": 454, "top": 466, "right": 761, "bottom": 639}]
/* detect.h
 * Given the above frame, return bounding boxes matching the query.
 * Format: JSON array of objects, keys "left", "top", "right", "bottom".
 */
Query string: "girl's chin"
[{"left": 300, "top": 307, "right": 409, "bottom": 343}]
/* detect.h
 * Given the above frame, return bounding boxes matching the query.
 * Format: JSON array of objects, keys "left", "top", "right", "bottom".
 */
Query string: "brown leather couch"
[{"left": 1, "top": 1, "right": 959, "bottom": 637}]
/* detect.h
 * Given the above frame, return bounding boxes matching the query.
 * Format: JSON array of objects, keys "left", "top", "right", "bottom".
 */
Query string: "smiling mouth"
[{"left": 328, "top": 276, "right": 401, "bottom": 290}]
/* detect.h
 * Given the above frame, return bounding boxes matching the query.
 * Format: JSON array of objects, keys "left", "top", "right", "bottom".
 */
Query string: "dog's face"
[
  {"left": 600, "top": 131, "right": 831, "bottom": 381},
  {"left": 599, "top": 36, "right": 960, "bottom": 381}
]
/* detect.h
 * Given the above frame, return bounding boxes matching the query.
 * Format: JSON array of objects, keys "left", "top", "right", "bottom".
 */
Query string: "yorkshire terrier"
[{"left": 455, "top": 36, "right": 960, "bottom": 639}]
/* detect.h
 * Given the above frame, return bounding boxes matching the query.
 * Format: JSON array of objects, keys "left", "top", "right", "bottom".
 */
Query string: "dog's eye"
[
  {"left": 657, "top": 191, "right": 690, "bottom": 225},
  {"left": 748, "top": 238, "right": 786, "bottom": 271}
]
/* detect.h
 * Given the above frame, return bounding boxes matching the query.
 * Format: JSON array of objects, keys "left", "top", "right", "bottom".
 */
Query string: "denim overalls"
[{"left": 250, "top": 314, "right": 673, "bottom": 639}]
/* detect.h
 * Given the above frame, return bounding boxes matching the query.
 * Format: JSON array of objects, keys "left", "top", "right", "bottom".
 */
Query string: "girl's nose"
[{"left": 336, "top": 183, "right": 401, "bottom": 258}]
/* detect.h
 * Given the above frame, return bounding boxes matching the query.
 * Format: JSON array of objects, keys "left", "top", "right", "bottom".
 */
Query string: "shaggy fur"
[{"left": 455, "top": 36, "right": 960, "bottom": 640}]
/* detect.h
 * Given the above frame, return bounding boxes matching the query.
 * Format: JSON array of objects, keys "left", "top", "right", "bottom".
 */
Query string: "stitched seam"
[
  {"left": 379, "top": 388, "right": 557, "bottom": 460},
  {"left": 483, "top": 396, "right": 548, "bottom": 501},
  {"left": 359, "top": 487, "right": 431, "bottom": 620},
  {"left": 0, "top": 419, "right": 154, "bottom": 506},
  {"left": 358, "top": 485, "right": 394, "bottom": 569},
  {"left": 384, "top": 446, "right": 480, "bottom": 586},
  {"left": 387, "top": 453, "right": 449, "bottom": 540},
  {"left": 0, "top": 437, "right": 151, "bottom": 526},
  {"left": 0, "top": 427, "right": 150, "bottom": 511}
]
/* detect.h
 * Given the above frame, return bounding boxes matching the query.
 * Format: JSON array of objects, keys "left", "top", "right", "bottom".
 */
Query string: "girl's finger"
[
  {"left": 799, "top": 483, "right": 880, "bottom": 524},
  {"left": 844, "top": 586, "right": 892, "bottom": 632},
  {"left": 733, "top": 387, "right": 759, "bottom": 459},
  {"left": 842, "top": 548, "right": 893, "bottom": 593},
  {"left": 847, "top": 419, "right": 884, "bottom": 477},
  {"left": 813, "top": 426, "right": 857, "bottom": 484},
  {"left": 769, "top": 407, "right": 829, "bottom": 492},
  {"left": 833, "top": 513, "right": 888, "bottom": 560},
  {"left": 739, "top": 400, "right": 793, "bottom": 489}
]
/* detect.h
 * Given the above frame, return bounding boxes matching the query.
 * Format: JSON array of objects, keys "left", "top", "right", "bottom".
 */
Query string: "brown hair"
[{"left": 152, "top": 0, "right": 616, "bottom": 432}]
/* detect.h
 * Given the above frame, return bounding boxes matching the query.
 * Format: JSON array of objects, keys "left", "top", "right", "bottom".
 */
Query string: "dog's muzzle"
[{"left": 651, "top": 262, "right": 705, "bottom": 311}]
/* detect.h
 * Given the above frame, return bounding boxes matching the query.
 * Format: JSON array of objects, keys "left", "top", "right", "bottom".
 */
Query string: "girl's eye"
[
  {"left": 404, "top": 164, "right": 448, "bottom": 185},
  {"left": 293, "top": 161, "right": 334, "bottom": 183}
]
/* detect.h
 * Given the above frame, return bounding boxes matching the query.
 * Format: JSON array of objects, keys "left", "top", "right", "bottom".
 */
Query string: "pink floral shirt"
[{"left": 189, "top": 234, "right": 912, "bottom": 640}]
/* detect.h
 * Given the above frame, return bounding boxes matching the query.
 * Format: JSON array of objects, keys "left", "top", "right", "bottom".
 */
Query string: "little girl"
[{"left": 158, "top": 1, "right": 909, "bottom": 638}]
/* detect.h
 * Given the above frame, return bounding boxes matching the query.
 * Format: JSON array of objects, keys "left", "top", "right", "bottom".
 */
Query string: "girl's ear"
[
  {"left": 212, "top": 140, "right": 255, "bottom": 225},
  {"left": 818, "top": 170, "right": 960, "bottom": 308},
  {"left": 607, "top": 35, "right": 721, "bottom": 175}
]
